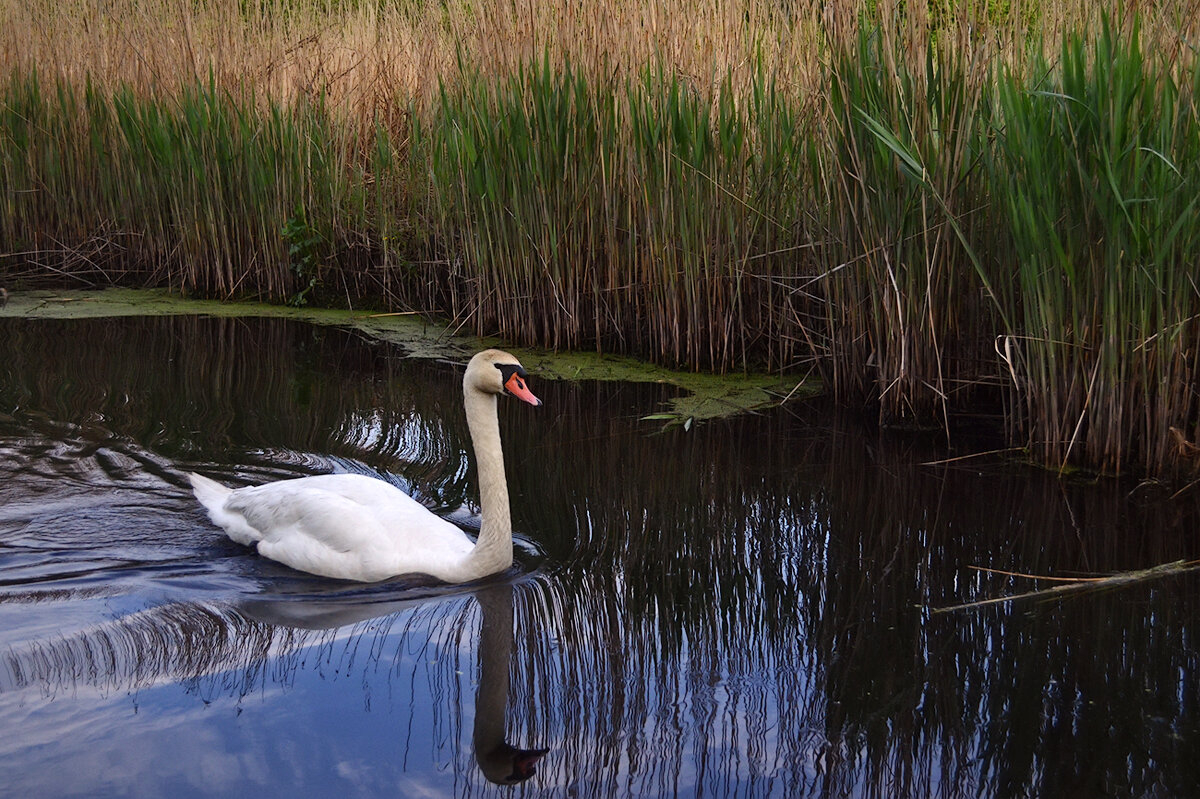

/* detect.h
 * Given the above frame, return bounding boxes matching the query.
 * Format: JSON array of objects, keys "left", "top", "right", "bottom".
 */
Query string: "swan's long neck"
[{"left": 451, "top": 386, "right": 514, "bottom": 582}]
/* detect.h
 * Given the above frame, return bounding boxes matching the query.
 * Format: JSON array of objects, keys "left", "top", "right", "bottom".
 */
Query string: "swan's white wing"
[{"left": 217, "top": 475, "right": 473, "bottom": 582}]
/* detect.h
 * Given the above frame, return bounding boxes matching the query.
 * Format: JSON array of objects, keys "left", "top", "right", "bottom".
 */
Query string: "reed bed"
[
  {"left": 0, "top": 72, "right": 406, "bottom": 299},
  {"left": 2, "top": 0, "right": 1199, "bottom": 477},
  {"left": 813, "top": 25, "right": 998, "bottom": 425}
]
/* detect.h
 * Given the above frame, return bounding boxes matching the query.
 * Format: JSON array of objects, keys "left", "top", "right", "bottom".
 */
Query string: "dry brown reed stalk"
[
  {"left": 1, "top": 0, "right": 825, "bottom": 121},
  {"left": 0, "top": 0, "right": 1106, "bottom": 116},
  {"left": 3, "top": 0, "right": 436, "bottom": 130},
  {"left": 4, "top": 0, "right": 1188, "bottom": 139},
  {"left": 932, "top": 560, "right": 1200, "bottom": 613}
]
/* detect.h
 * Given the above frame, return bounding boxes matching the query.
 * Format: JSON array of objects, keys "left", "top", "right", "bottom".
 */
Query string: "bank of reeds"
[
  {"left": 2, "top": 0, "right": 1199, "bottom": 478},
  {"left": 813, "top": 25, "right": 998, "bottom": 425}
]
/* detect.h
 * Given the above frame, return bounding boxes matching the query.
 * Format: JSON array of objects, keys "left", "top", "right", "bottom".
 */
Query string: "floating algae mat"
[{"left": 0, "top": 288, "right": 808, "bottom": 424}]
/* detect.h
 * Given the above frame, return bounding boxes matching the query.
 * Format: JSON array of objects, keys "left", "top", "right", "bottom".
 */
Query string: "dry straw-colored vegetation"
[{"left": 2, "top": 0, "right": 1199, "bottom": 478}]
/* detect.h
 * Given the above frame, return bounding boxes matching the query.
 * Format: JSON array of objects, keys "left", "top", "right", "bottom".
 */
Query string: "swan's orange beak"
[{"left": 504, "top": 372, "right": 541, "bottom": 406}]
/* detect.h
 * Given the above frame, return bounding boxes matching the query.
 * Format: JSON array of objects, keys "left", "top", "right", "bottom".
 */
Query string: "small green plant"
[{"left": 282, "top": 207, "right": 323, "bottom": 307}]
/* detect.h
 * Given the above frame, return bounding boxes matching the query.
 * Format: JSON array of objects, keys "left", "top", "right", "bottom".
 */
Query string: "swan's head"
[
  {"left": 477, "top": 742, "right": 551, "bottom": 785},
  {"left": 465, "top": 349, "right": 542, "bottom": 406}
]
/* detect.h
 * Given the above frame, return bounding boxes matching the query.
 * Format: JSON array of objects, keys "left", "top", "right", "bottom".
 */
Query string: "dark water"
[{"left": 2, "top": 316, "right": 1199, "bottom": 798}]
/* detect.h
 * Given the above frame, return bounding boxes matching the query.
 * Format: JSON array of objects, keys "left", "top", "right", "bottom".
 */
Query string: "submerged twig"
[
  {"left": 919, "top": 447, "right": 1025, "bottom": 466},
  {"left": 931, "top": 559, "right": 1200, "bottom": 614}
]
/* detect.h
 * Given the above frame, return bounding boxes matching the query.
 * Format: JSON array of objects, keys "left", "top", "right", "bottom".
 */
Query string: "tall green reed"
[
  {"left": 420, "top": 55, "right": 810, "bottom": 371},
  {"left": 0, "top": 71, "right": 408, "bottom": 303},
  {"left": 422, "top": 56, "right": 617, "bottom": 349},
  {"left": 989, "top": 18, "right": 1200, "bottom": 474}
]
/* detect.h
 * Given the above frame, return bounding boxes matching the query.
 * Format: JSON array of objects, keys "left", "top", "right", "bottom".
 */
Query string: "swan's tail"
[
  {"left": 188, "top": 472, "right": 232, "bottom": 513},
  {"left": 188, "top": 472, "right": 263, "bottom": 547}
]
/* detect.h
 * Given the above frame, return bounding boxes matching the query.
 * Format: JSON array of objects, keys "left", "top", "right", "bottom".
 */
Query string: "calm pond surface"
[{"left": 2, "top": 315, "right": 1199, "bottom": 798}]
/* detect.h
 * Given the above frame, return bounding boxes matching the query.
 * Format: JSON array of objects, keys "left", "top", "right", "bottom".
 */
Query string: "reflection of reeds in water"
[
  {"left": 799, "top": 421, "right": 1200, "bottom": 796},
  {"left": 504, "top": 385, "right": 1200, "bottom": 796},
  {"left": 3, "top": 602, "right": 284, "bottom": 698},
  {"left": 502, "top": 394, "right": 835, "bottom": 792},
  {"left": 0, "top": 316, "right": 473, "bottom": 505}
]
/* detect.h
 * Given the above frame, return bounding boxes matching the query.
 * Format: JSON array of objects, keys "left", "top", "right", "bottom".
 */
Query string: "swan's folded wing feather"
[
  {"left": 220, "top": 477, "right": 474, "bottom": 581},
  {"left": 224, "top": 482, "right": 385, "bottom": 553}
]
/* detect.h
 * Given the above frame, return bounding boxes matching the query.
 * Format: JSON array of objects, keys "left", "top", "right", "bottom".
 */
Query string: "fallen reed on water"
[{"left": 2, "top": 0, "right": 1199, "bottom": 478}]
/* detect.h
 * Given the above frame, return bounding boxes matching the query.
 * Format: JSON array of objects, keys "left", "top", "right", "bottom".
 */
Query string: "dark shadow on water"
[{"left": 1, "top": 316, "right": 1199, "bottom": 797}]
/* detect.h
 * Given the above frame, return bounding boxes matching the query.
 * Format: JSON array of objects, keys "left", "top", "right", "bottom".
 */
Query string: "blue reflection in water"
[{"left": 0, "top": 591, "right": 509, "bottom": 797}]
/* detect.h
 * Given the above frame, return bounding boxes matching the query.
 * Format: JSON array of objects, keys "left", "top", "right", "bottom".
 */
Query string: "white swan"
[{"left": 189, "top": 349, "right": 541, "bottom": 583}]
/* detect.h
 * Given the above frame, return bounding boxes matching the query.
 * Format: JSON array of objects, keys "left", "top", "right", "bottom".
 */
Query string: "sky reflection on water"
[{"left": 1, "top": 316, "right": 1199, "bottom": 798}]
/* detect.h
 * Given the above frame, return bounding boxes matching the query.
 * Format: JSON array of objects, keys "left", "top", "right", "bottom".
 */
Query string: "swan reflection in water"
[
  {"left": 470, "top": 584, "right": 550, "bottom": 784},
  {"left": 2, "top": 580, "right": 549, "bottom": 787},
  {"left": 240, "top": 581, "right": 548, "bottom": 785}
]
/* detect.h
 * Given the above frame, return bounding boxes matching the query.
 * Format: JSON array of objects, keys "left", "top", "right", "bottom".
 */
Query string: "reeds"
[
  {"left": 2, "top": 0, "right": 1199, "bottom": 477},
  {"left": 0, "top": 71, "right": 413, "bottom": 303},
  {"left": 812, "top": 24, "right": 997, "bottom": 425},
  {"left": 987, "top": 18, "right": 1200, "bottom": 475},
  {"left": 422, "top": 58, "right": 809, "bottom": 369}
]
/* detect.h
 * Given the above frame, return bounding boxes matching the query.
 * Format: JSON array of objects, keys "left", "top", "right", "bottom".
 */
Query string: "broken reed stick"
[{"left": 931, "top": 559, "right": 1200, "bottom": 614}]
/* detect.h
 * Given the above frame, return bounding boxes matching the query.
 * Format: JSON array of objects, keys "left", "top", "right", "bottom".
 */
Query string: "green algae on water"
[{"left": 0, "top": 289, "right": 816, "bottom": 424}]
